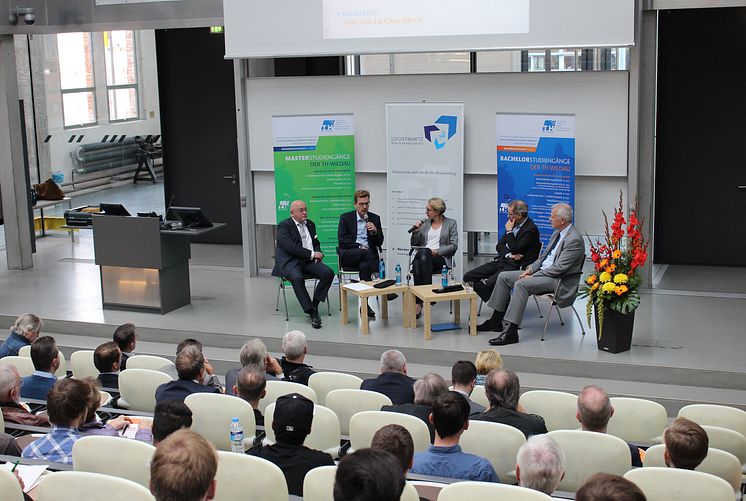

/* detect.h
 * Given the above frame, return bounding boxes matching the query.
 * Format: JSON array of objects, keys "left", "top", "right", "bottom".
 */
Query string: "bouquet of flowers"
[{"left": 578, "top": 192, "right": 648, "bottom": 339}]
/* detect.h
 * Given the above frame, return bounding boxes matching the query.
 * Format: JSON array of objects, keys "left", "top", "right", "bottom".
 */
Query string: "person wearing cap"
[{"left": 248, "top": 393, "right": 334, "bottom": 496}]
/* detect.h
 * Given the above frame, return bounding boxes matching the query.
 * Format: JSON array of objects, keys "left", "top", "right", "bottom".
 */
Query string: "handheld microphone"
[
  {"left": 408, "top": 219, "right": 427, "bottom": 233},
  {"left": 363, "top": 214, "right": 377, "bottom": 234}
]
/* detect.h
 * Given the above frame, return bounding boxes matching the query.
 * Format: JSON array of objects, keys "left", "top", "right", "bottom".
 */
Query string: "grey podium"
[{"left": 92, "top": 215, "right": 224, "bottom": 314}]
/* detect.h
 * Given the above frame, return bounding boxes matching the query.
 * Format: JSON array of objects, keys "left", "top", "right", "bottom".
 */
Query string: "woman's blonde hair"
[
  {"left": 475, "top": 349, "right": 503, "bottom": 375},
  {"left": 427, "top": 197, "right": 446, "bottom": 215}
]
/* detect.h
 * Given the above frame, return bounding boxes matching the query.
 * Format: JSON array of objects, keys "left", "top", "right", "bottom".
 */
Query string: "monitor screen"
[
  {"left": 168, "top": 206, "right": 213, "bottom": 229},
  {"left": 99, "top": 203, "right": 131, "bottom": 216}
]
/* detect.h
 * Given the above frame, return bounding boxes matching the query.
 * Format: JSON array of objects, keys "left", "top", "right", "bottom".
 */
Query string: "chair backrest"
[
  {"left": 438, "top": 481, "right": 552, "bottom": 500},
  {"left": 470, "top": 384, "right": 489, "bottom": 408},
  {"left": 18, "top": 345, "right": 31, "bottom": 357},
  {"left": 214, "top": 451, "right": 288, "bottom": 501},
  {"left": 643, "top": 444, "right": 743, "bottom": 493},
  {"left": 700, "top": 424, "right": 746, "bottom": 464},
  {"left": 460, "top": 420, "right": 526, "bottom": 483},
  {"left": 126, "top": 355, "right": 174, "bottom": 371},
  {"left": 519, "top": 390, "right": 578, "bottom": 431},
  {"left": 118, "top": 368, "right": 172, "bottom": 412},
  {"left": 607, "top": 397, "right": 668, "bottom": 443},
  {"left": 308, "top": 372, "right": 363, "bottom": 406},
  {"left": 326, "top": 388, "right": 393, "bottom": 435},
  {"left": 70, "top": 350, "right": 99, "bottom": 379},
  {"left": 349, "top": 410, "right": 431, "bottom": 453},
  {"left": 19, "top": 345, "right": 67, "bottom": 378},
  {"left": 0, "top": 356, "right": 34, "bottom": 377},
  {"left": 185, "top": 392, "right": 257, "bottom": 451},
  {"left": 265, "top": 402, "right": 341, "bottom": 457},
  {"left": 304, "top": 466, "right": 419, "bottom": 501},
  {"left": 0, "top": 407, "right": 5, "bottom": 433},
  {"left": 259, "top": 380, "right": 317, "bottom": 414},
  {"left": 35, "top": 471, "right": 155, "bottom": 501},
  {"left": 624, "top": 467, "right": 734, "bottom": 501},
  {"left": 0, "top": 467, "right": 24, "bottom": 501},
  {"left": 73, "top": 435, "right": 156, "bottom": 488},
  {"left": 678, "top": 404, "right": 746, "bottom": 440},
  {"left": 547, "top": 429, "right": 631, "bottom": 492},
  {"left": 408, "top": 480, "right": 445, "bottom": 501}
]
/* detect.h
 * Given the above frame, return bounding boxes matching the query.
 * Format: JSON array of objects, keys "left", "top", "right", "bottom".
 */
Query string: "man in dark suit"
[
  {"left": 20, "top": 336, "right": 60, "bottom": 400},
  {"left": 361, "top": 350, "right": 416, "bottom": 405},
  {"left": 155, "top": 345, "right": 221, "bottom": 403},
  {"left": 272, "top": 200, "right": 334, "bottom": 329},
  {"left": 465, "top": 200, "right": 541, "bottom": 303},
  {"left": 94, "top": 341, "right": 121, "bottom": 389}
]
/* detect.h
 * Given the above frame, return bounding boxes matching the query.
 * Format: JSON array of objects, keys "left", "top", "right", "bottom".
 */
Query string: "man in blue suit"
[
  {"left": 21, "top": 336, "right": 60, "bottom": 400},
  {"left": 155, "top": 345, "right": 221, "bottom": 403}
]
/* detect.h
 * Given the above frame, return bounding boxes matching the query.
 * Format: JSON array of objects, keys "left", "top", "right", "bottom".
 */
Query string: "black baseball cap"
[{"left": 272, "top": 393, "right": 314, "bottom": 435}]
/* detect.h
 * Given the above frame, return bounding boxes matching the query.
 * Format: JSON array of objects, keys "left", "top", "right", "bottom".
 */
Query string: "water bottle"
[
  {"left": 379, "top": 258, "right": 385, "bottom": 279},
  {"left": 230, "top": 417, "right": 244, "bottom": 453},
  {"left": 395, "top": 263, "right": 402, "bottom": 285},
  {"left": 441, "top": 266, "right": 449, "bottom": 288}
]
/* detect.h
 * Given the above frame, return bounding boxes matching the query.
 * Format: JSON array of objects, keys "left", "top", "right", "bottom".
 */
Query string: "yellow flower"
[
  {"left": 602, "top": 282, "right": 617, "bottom": 293},
  {"left": 612, "top": 249, "right": 622, "bottom": 259},
  {"left": 599, "top": 272, "right": 612, "bottom": 283},
  {"left": 614, "top": 285, "right": 628, "bottom": 296},
  {"left": 586, "top": 275, "right": 597, "bottom": 285},
  {"left": 591, "top": 282, "right": 600, "bottom": 291},
  {"left": 613, "top": 273, "right": 629, "bottom": 284}
]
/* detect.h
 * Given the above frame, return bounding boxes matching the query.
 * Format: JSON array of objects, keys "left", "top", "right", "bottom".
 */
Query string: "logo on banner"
[
  {"left": 424, "top": 115, "right": 458, "bottom": 150},
  {"left": 542, "top": 120, "right": 557, "bottom": 132},
  {"left": 321, "top": 120, "right": 336, "bottom": 131}
]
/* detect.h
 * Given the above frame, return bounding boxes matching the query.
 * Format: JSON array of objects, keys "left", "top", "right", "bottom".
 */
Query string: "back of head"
[
  {"left": 663, "top": 417, "right": 709, "bottom": 470},
  {"left": 432, "top": 391, "right": 470, "bottom": 440},
  {"left": 47, "top": 378, "right": 89, "bottom": 427},
  {"left": 93, "top": 341, "right": 121, "bottom": 373},
  {"left": 517, "top": 435, "right": 565, "bottom": 494},
  {"left": 484, "top": 369, "right": 520, "bottom": 410},
  {"left": 150, "top": 429, "right": 217, "bottom": 501},
  {"left": 334, "top": 448, "right": 406, "bottom": 501},
  {"left": 236, "top": 366, "right": 266, "bottom": 403},
  {"left": 273, "top": 393, "right": 314, "bottom": 445},
  {"left": 509, "top": 199, "right": 529, "bottom": 217},
  {"left": 112, "top": 323, "right": 136, "bottom": 351},
  {"left": 0, "top": 366, "right": 19, "bottom": 401},
  {"left": 12, "top": 313, "right": 42, "bottom": 340},
  {"left": 281, "top": 330, "right": 307, "bottom": 360},
  {"left": 30, "top": 336, "right": 58, "bottom": 372},
  {"left": 153, "top": 401, "right": 194, "bottom": 444},
  {"left": 451, "top": 360, "right": 478, "bottom": 387},
  {"left": 175, "top": 339, "right": 202, "bottom": 356},
  {"left": 239, "top": 339, "right": 268, "bottom": 368},
  {"left": 175, "top": 345, "right": 204, "bottom": 381},
  {"left": 371, "top": 424, "right": 414, "bottom": 474},
  {"left": 82, "top": 377, "right": 102, "bottom": 423},
  {"left": 575, "top": 473, "right": 646, "bottom": 501},
  {"left": 577, "top": 385, "right": 613, "bottom": 432},
  {"left": 474, "top": 350, "right": 503, "bottom": 375},
  {"left": 413, "top": 373, "right": 448, "bottom": 406},
  {"left": 380, "top": 350, "right": 406, "bottom": 373}
]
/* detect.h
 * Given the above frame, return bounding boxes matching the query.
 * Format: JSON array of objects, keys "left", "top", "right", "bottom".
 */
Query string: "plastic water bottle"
[
  {"left": 379, "top": 258, "right": 386, "bottom": 279},
  {"left": 441, "top": 266, "right": 449, "bottom": 288},
  {"left": 230, "top": 417, "right": 244, "bottom": 453},
  {"left": 395, "top": 263, "right": 402, "bottom": 285}
]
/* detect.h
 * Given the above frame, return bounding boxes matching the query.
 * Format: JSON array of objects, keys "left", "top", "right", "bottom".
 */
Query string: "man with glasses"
[{"left": 338, "top": 190, "right": 385, "bottom": 318}]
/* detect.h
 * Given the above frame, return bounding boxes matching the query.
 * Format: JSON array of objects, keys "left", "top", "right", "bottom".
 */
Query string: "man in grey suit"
[{"left": 479, "top": 203, "right": 585, "bottom": 346}]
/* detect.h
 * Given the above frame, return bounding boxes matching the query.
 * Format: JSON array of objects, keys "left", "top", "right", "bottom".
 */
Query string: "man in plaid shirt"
[{"left": 22, "top": 378, "right": 89, "bottom": 464}]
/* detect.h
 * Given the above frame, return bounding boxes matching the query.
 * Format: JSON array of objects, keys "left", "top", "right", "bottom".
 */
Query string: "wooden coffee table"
[
  {"left": 340, "top": 281, "right": 411, "bottom": 335},
  {"left": 408, "top": 284, "right": 478, "bottom": 340}
]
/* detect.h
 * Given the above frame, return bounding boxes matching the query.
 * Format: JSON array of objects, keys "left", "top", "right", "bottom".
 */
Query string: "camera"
[{"left": 9, "top": 7, "right": 35, "bottom": 25}]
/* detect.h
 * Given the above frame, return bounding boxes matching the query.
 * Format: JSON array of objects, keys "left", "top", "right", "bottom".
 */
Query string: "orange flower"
[
  {"left": 591, "top": 282, "right": 600, "bottom": 291},
  {"left": 586, "top": 275, "right": 597, "bottom": 285},
  {"left": 614, "top": 285, "right": 628, "bottom": 296},
  {"left": 599, "top": 259, "right": 608, "bottom": 268},
  {"left": 612, "top": 249, "right": 622, "bottom": 259},
  {"left": 605, "top": 264, "right": 616, "bottom": 273}
]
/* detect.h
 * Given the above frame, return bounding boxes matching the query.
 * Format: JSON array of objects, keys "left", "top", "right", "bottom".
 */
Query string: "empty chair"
[
  {"left": 349, "top": 410, "right": 430, "bottom": 453},
  {"left": 214, "top": 451, "right": 288, "bottom": 501},
  {"left": 73, "top": 435, "right": 156, "bottom": 488},
  {"left": 325, "top": 388, "right": 392, "bottom": 435},
  {"left": 0, "top": 356, "right": 34, "bottom": 377},
  {"left": 185, "top": 392, "right": 256, "bottom": 451},
  {"left": 460, "top": 420, "right": 527, "bottom": 483},
  {"left": 0, "top": 467, "right": 24, "bottom": 501},
  {"left": 624, "top": 466, "right": 734, "bottom": 501},
  {"left": 678, "top": 404, "right": 746, "bottom": 439},
  {"left": 519, "top": 390, "right": 578, "bottom": 432},
  {"left": 701, "top": 424, "right": 746, "bottom": 465},
  {"left": 439, "top": 481, "right": 552, "bottom": 500},
  {"left": 547, "top": 429, "right": 631, "bottom": 492},
  {"left": 264, "top": 402, "right": 341, "bottom": 457},
  {"left": 308, "top": 371, "right": 362, "bottom": 405},
  {"left": 19, "top": 345, "right": 67, "bottom": 378},
  {"left": 258, "top": 380, "right": 317, "bottom": 414},
  {"left": 70, "top": 350, "right": 99, "bottom": 379},
  {"left": 34, "top": 471, "right": 155, "bottom": 501},
  {"left": 643, "top": 444, "right": 743, "bottom": 494},
  {"left": 304, "top": 465, "right": 419, "bottom": 501},
  {"left": 607, "top": 397, "right": 668, "bottom": 443},
  {"left": 470, "top": 384, "right": 489, "bottom": 409},
  {"left": 125, "top": 355, "right": 174, "bottom": 372},
  {"left": 118, "top": 368, "right": 172, "bottom": 412}
]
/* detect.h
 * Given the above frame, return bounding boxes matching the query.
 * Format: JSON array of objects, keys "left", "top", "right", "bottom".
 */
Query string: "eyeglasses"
[
  {"left": 425, "top": 207, "right": 436, "bottom": 212},
  {"left": 356, "top": 202, "right": 370, "bottom": 206}
]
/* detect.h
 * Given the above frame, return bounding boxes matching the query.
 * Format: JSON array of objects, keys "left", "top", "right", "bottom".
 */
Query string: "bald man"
[{"left": 272, "top": 200, "right": 334, "bottom": 329}]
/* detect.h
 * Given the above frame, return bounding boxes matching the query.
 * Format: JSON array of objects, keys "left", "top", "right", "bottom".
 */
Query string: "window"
[
  {"left": 361, "top": 52, "right": 470, "bottom": 75},
  {"left": 104, "top": 31, "right": 140, "bottom": 122},
  {"left": 57, "top": 32, "right": 96, "bottom": 128}
]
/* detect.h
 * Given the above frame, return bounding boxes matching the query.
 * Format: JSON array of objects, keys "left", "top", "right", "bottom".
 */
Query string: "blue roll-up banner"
[{"left": 496, "top": 113, "right": 575, "bottom": 247}]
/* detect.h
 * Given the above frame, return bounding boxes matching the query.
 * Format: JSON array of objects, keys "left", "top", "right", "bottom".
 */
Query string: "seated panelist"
[{"left": 338, "top": 189, "right": 384, "bottom": 282}]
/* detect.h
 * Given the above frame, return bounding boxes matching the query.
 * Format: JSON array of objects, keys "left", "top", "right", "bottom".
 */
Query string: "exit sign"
[{"left": 210, "top": 26, "right": 224, "bottom": 34}]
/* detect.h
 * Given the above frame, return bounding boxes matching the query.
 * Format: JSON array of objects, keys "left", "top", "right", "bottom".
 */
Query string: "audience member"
[
  {"left": 516, "top": 434, "right": 565, "bottom": 494},
  {"left": 0, "top": 313, "right": 42, "bottom": 358},
  {"left": 249, "top": 393, "right": 334, "bottom": 496},
  {"left": 20, "top": 335, "right": 60, "bottom": 400},
  {"left": 663, "top": 417, "right": 709, "bottom": 470},
  {"left": 160, "top": 339, "right": 221, "bottom": 389},
  {"left": 155, "top": 345, "right": 221, "bottom": 403},
  {"left": 411, "top": 392, "right": 498, "bottom": 482},
  {"left": 361, "top": 350, "right": 416, "bottom": 405},
  {"left": 334, "top": 448, "right": 406, "bottom": 501},
  {"left": 0, "top": 365, "right": 50, "bottom": 427},
  {"left": 94, "top": 341, "right": 121, "bottom": 389},
  {"left": 472, "top": 369, "right": 547, "bottom": 437},
  {"left": 112, "top": 323, "right": 137, "bottom": 370},
  {"left": 474, "top": 349, "right": 503, "bottom": 385},
  {"left": 79, "top": 378, "right": 152, "bottom": 442},
  {"left": 0, "top": 432, "right": 22, "bottom": 456},
  {"left": 225, "top": 339, "right": 284, "bottom": 392},
  {"left": 234, "top": 366, "right": 266, "bottom": 426},
  {"left": 575, "top": 472, "right": 647, "bottom": 501},
  {"left": 152, "top": 401, "right": 193, "bottom": 445},
  {"left": 451, "top": 360, "right": 486, "bottom": 415},
  {"left": 279, "top": 330, "right": 316, "bottom": 385},
  {"left": 150, "top": 429, "right": 218, "bottom": 501},
  {"left": 371, "top": 424, "right": 415, "bottom": 474},
  {"left": 576, "top": 385, "right": 642, "bottom": 467},
  {"left": 22, "top": 378, "right": 89, "bottom": 464},
  {"left": 382, "top": 373, "right": 448, "bottom": 442}
]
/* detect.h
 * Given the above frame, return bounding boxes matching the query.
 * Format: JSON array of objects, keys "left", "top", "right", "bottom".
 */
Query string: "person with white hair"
[
  {"left": 361, "top": 350, "right": 416, "bottom": 405},
  {"left": 0, "top": 366, "right": 50, "bottom": 426},
  {"left": 516, "top": 435, "right": 566, "bottom": 494},
  {"left": 225, "top": 338, "right": 285, "bottom": 393},
  {"left": 0, "top": 313, "right": 42, "bottom": 358},
  {"left": 279, "top": 330, "right": 316, "bottom": 385},
  {"left": 382, "top": 373, "right": 449, "bottom": 442}
]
